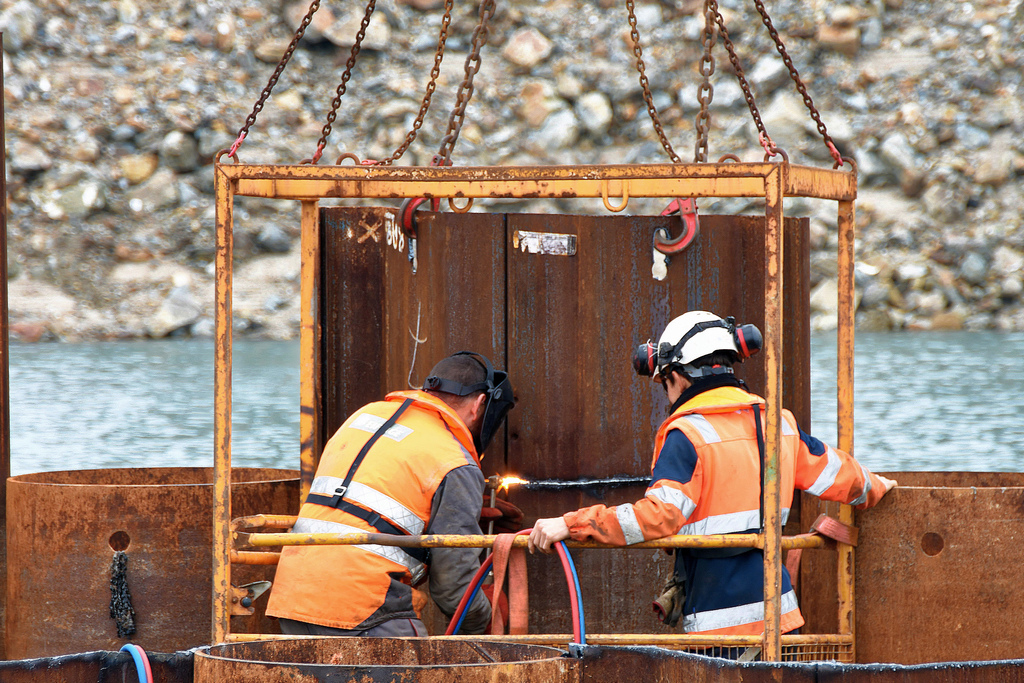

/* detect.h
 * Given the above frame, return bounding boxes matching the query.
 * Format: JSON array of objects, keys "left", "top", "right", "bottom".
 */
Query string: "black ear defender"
[
  {"left": 732, "top": 321, "right": 762, "bottom": 360},
  {"left": 631, "top": 318, "right": 763, "bottom": 377},
  {"left": 632, "top": 341, "right": 657, "bottom": 377}
]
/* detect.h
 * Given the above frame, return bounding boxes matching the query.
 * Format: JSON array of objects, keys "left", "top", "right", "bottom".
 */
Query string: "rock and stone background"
[{"left": 2, "top": 0, "right": 1022, "bottom": 341}]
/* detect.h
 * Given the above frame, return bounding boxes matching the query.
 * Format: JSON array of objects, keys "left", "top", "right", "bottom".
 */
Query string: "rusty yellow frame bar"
[{"left": 213, "top": 160, "right": 858, "bottom": 661}]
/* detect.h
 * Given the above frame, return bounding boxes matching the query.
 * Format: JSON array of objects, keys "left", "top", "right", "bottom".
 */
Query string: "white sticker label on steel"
[{"left": 512, "top": 230, "right": 577, "bottom": 256}]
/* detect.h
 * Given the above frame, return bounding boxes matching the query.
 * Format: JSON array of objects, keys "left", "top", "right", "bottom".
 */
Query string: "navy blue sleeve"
[
  {"left": 797, "top": 426, "right": 827, "bottom": 456},
  {"left": 650, "top": 429, "right": 699, "bottom": 485}
]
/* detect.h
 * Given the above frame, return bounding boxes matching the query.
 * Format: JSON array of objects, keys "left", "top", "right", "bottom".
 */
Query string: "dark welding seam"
[{"left": 519, "top": 475, "right": 650, "bottom": 490}]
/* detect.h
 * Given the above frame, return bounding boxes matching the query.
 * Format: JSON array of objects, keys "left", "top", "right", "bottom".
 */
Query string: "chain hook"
[
  {"left": 827, "top": 141, "right": 845, "bottom": 168},
  {"left": 763, "top": 146, "right": 789, "bottom": 163},
  {"left": 655, "top": 198, "right": 700, "bottom": 255}
]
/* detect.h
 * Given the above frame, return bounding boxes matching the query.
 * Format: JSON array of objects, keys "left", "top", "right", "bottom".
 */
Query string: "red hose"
[
  {"left": 554, "top": 542, "right": 581, "bottom": 643},
  {"left": 445, "top": 529, "right": 533, "bottom": 635},
  {"left": 445, "top": 553, "right": 494, "bottom": 635},
  {"left": 446, "top": 528, "right": 584, "bottom": 641}
]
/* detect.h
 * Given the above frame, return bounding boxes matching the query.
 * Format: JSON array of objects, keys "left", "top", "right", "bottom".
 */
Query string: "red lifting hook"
[
  {"left": 655, "top": 198, "right": 700, "bottom": 255},
  {"left": 399, "top": 197, "right": 441, "bottom": 238}
]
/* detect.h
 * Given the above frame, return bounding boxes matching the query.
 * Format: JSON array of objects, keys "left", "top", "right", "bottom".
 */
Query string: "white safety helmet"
[
  {"left": 656, "top": 311, "right": 738, "bottom": 377},
  {"left": 632, "top": 311, "right": 762, "bottom": 380}
]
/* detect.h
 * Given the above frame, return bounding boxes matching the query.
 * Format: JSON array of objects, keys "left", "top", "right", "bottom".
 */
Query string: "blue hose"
[
  {"left": 558, "top": 541, "right": 586, "bottom": 644},
  {"left": 120, "top": 644, "right": 150, "bottom": 683},
  {"left": 451, "top": 565, "right": 492, "bottom": 635}
]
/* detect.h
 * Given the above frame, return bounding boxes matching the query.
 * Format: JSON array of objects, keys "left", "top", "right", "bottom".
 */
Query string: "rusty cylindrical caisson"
[
  {"left": 5, "top": 467, "right": 299, "bottom": 659},
  {"left": 194, "top": 638, "right": 579, "bottom": 683}
]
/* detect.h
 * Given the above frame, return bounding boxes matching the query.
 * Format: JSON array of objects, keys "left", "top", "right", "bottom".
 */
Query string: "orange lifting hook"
[{"left": 654, "top": 198, "right": 700, "bottom": 255}]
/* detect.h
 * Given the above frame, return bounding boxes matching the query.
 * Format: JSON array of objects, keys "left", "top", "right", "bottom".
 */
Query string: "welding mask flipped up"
[{"left": 423, "top": 351, "right": 515, "bottom": 456}]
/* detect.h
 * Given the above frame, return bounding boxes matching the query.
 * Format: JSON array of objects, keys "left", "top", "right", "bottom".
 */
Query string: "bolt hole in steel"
[
  {"left": 921, "top": 532, "right": 944, "bottom": 556},
  {"left": 109, "top": 530, "right": 131, "bottom": 552}
]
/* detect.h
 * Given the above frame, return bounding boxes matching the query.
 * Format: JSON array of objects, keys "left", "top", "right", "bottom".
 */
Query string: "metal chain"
[
  {"left": 376, "top": 0, "right": 454, "bottom": 165},
  {"left": 109, "top": 551, "right": 137, "bottom": 638},
  {"left": 226, "top": 0, "right": 323, "bottom": 160},
  {"left": 751, "top": 0, "right": 843, "bottom": 166},
  {"left": 693, "top": 0, "right": 717, "bottom": 164},
  {"left": 626, "top": 0, "right": 681, "bottom": 164},
  {"left": 435, "top": 0, "right": 496, "bottom": 166},
  {"left": 310, "top": 0, "right": 377, "bottom": 164},
  {"left": 710, "top": 3, "right": 776, "bottom": 154}
]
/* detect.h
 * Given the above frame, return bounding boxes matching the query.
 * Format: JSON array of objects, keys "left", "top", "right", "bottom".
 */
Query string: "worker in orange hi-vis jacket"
[
  {"left": 528, "top": 311, "right": 897, "bottom": 641},
  {"left": 268, "top": 352, "right": 516, "bottom": 637}
]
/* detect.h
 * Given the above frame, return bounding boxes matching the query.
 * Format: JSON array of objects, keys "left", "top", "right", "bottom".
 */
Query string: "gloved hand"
[
  {"left": 652, "top": 574, "right": 685, "bottom": 627},
  {"left": 480, "top": 495, "right": 524, "bottom": 533},
  {"left": 481, "top": 583, "right": 509, "bottom": 635}
]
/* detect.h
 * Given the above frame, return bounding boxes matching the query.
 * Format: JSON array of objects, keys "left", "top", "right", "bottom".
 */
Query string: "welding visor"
[{"left": 423, "top": 351, "right": 515, "bottom": 455}]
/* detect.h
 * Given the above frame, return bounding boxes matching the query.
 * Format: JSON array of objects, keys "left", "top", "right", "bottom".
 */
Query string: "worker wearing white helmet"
[{"left": 529, "top": 311, "right": 896, "bottom": 648}]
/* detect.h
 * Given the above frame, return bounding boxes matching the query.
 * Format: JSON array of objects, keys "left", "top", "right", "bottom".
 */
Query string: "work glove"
[
  {"left": 480, "top": 496, "right": 524, "bottom": 533},
  {"left": 652, "top": 573, "right": 685, "bottom": 627},
  {"left": 481, "top": 584, "right": 509, "bottom": 635}
]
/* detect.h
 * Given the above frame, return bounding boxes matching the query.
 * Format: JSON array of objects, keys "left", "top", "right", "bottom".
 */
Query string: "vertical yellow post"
[
  {"left": 836, "top": 198, "right": 857, "bottom": 658},
  {"left": 299, "top": 201, "right": 321, "bottom": 504},
  {"left": 761, "top": 164, "right": 786, "bottom": 662},
  {"left": 212, "top": 163, "right": 234, "bottom": 644}
]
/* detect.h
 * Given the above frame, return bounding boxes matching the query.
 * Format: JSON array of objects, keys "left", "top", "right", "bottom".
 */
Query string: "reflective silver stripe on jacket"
[
  {"left": 682, "top": 589, "right": 799, "bottom": 633},
  {"left": 679, "top": 414, "right": 721, "bottom": 444},
  {"left": 805, "top": 444, "right": 842, "bottom": 496},
  {"left": 648, "top": 485, "right": 697, "bottom": 520},
  {"left": 848, "top": 464, "right": 872, "bottom": 506},
  {"left": 348, "top": 413, "right": 414, "bottom": 442},
  {"left": 291, "top": 516, "right": 426, "bottom": 582},
  {"left": 309, "top": 476, "right": 425, "bottom": 535},
  {"left": 615, "top": 504, "right": 645, "bottom": 545},
  {"left": 781, "top": 415, "right": 796, "bottom": 436},
  {"left": 679, "top": 507, "right": 790, "bottom": 536}
]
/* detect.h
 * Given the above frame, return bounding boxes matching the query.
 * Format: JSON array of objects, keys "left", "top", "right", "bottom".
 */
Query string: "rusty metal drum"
[
  {"left": 800, "top": 472, "right": 1024, "bottom": 664},
  {"left": 5, "top": 467, "right": 299, "bottom": 659},
  {"left": 193, "top": 638, "right": 579, "bottom": 683}
]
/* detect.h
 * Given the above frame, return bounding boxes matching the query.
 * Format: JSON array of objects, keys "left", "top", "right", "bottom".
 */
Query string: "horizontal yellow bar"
[
  {"left": 232, "top": 514, "right": 298, "bottom": 532},
  {"left": 216, "top": 162, "right": 855, "bottom": 202},
  {"left": 234, "top": 177, "right": 768, "bottom": 200},
  {"left": 235, "top": 531, "right": 826, "bottom": 551},
  {"left": 230, "top": 550, "right": 281, "bottom": 565},
  {"left": 225, "top": 632, "right": 851, "bottom": 646}
]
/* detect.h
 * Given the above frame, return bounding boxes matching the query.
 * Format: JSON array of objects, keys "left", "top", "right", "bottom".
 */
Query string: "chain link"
[
  {"left": 710, "top": 3, "right": 775, "bottom": 154},
  {"left": 626, "top": 0, "right": 681, "bottom": 164},
  {"left": 226, "top": 0, "right": 323, "bottom": 160},
  {"left": 435, "top": 0, "right": 496, "bottom": 166},
  {"left": 693, "top": 0, "right": 717, "bottom": 164},
  {"left": 752, "top": 0, "right": 842, "bottom": 165},
  {"left": 310, "top": 0, "right": 377, "bottom": 164},
  {"left": 376, "top": 0, "right": 454, "bottom": 165}
]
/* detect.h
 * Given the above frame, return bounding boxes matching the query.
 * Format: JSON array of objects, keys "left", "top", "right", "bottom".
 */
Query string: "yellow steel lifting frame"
[{"left": 213, "top": 159, "right": 859, "bottom": 663}]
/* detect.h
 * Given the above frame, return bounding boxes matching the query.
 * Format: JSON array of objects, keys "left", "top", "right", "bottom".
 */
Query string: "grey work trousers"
[{"left": 278, "top": 617, "right": 428, "bottom": 637}]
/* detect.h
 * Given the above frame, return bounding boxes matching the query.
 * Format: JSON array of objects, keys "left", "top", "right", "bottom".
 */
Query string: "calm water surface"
[{"left": 8, "top": 332, "right": 1024, "bottom": 475}]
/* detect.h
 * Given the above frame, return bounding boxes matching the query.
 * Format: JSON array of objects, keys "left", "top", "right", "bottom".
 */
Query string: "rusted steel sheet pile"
[{"left": 321, "top": 207, "right": 810, "bottom": 634}]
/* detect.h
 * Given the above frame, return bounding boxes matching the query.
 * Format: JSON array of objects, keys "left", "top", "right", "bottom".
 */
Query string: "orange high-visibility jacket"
[
  {"left": 564, "top": 384, "right": 889, "bottom": 635},
  {"left": 267, "top": 390, "right": 488, "bottom": 631}
]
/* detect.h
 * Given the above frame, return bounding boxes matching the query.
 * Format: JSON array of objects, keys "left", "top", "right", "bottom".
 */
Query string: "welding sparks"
[{"left": 499, "top": 476, "right": 529, "bottom": 492}]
